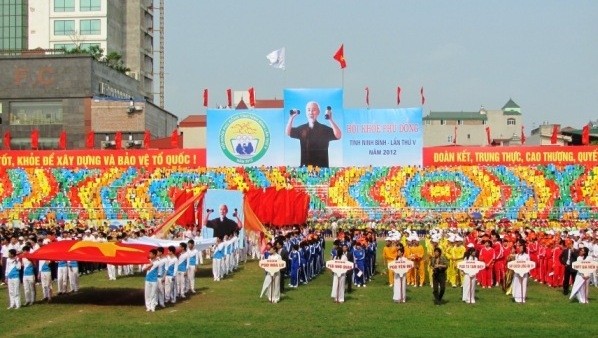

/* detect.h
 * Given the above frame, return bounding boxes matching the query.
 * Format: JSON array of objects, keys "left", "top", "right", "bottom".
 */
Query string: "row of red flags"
[
  {"left": 2, "top": 129, "right": 181, "bottom": 150},
  {"left": 202, "top": 85, "right": 424, "bottom": 108},
  {"left": 468, "top": 125, "right": 592, "bottom": 146}
]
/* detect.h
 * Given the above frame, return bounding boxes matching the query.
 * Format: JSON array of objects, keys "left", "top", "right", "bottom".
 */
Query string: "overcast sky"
[{"left": 161, "top": 0, "right": 598, "bottom": 129}]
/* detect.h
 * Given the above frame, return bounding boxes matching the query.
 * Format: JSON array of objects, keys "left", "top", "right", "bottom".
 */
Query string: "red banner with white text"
[
  {"left": 423, "top": 146, "right": 598, "bottom": 166},
  {"left": 0, "top": 149, "right": 206, "bottom": 168}
]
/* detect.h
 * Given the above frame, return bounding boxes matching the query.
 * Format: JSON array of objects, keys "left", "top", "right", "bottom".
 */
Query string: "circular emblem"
[{"left": 220, "top": 113, "right": 270, "bottom": 164}]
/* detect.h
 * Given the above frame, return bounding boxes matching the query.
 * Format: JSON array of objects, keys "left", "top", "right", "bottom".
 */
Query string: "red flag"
[
  {"left": 58, "top": 130, "right": 67, "bottom": 150},
  {"left": 144, "top": 130, "right": 151, "bottom": 149},
  {"left": 333, "top": 44, "right": 346, "bottom": 69},
  {"left": 226, "top": 88, "right": 232, "bottom": 108},
  {"left": 248, "top": 87, "right": 255, "bottom": 107},
  {"left": 3, "top": 131, "right": 11, "bottom": 150},
  {"left": 521, "top": 126, "right": 526, "bottom": 145},
  {"left": 86, "top": 131, "right": 94, "bottom": 149},
  {"left": 485, "top": 127, "right": 491, "bottom": 145},
  {"left": 171, "top": 128, "right": 179, "bottom": 148},
  {"left": 453, "top": 125, "right": 457, "bottom": 145},
  {"left": 582, "top": 124, "right": 590, "bottom": 145},
  {"left": 114, "top": 131, "right": 122, "bottom": 149},
  {"left": 26, "top": 240, "right": 155, "bottom": 265},
  {"left": 420, "top": 86, "right": 425, "bottom": 105},
  {"left": 397, "top": 86, "right": 402, "bottom": 105},
  {"left": 551, "top": 125, "right": 558, "bottom": 144},
  {"left": 203, "top": 89, "right": 208, "bottom": 107},
  {"left": 365, "top": 87, "right": 370, "bottom": 107},
  {"left": 31, "top": 129, "right": 39, "bottom": 149}
]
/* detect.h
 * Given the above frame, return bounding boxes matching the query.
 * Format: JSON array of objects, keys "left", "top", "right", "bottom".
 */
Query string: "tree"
[{"left": 59, "top": 45, "right": 130, "bottom": 74}]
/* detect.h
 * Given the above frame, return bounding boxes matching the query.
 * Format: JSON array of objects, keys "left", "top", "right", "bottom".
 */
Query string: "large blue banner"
[
  {"left": 206, "top": 109, "right": 284, "bottom": 166},
  {"left": 206, "top": 88, "right": 423, "bottom": 167},
  {"left": 283, "top": 88, "right": 344, "bottom": 167},
  {"left": 342, "top": 108, "right": 422, "bottom": 166}
]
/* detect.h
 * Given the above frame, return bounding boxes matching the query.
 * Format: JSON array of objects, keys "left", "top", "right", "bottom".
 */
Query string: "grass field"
[{"left": 1, "top": 242, "right": 596, "bottom": 338}]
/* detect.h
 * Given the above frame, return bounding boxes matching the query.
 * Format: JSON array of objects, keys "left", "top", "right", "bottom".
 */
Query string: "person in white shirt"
[
  {"left": 176, "top": 242, "right": 189, "bottom": 298},
  {"left": 5, "top": 249, "right": 21, "bottom": 309},
  {"left": 212, "top": 238, "right": 225, "bottom": 281},
  {"left": 38, "top": 256, "right": 53, "bottom": 302},
  {"left": 142, "top": 249, "right": 159, "bottom": 312},
  {"left": 164, "top": 246, "right": 177, "bottom": 304},
  {"left": 512, "top": 241, "right": 531, "bottom": 303},
  {"left": 186, "top": 240, "right": 199, "bottom": 294},
  {"left": 155, "top": 247, "right": 166, "bottom": 308},
  {"left": 570, "top": 246, "right": 592, "bottom": 303},
  {"left": 1, "top": 237, "right": 9, "bottom": 285},
  {"left": 21, "top": 246, "right": 36, "bottom": 305}
]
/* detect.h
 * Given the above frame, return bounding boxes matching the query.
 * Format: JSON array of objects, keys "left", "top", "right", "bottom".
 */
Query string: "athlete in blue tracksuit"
[
  {"left": 353, "top": 243, "right": 366, "bottom": 287},
  {"left": 288, "top": 244, "right": 301, "bottom": 288}
]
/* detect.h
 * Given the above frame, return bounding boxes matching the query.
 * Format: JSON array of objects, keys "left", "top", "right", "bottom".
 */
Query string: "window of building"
[
  {"left": 448, "top": 136, "right": 453, "bottom": 143},
  {"left": 80, "top": 42, "right": 101, "bottom": 50},
  {"left": 507, "top": 118, "right": 516, "bottom": 125},
  {"left": 9, "top": 101, "right": 63, "bottom": 126},
  {"left": 467, "top": 134, "right": 471, "bottom": 139},
  {"left": 80, "top": 19, "right": 101, "bottom": 35},
  {"left": 54, "top": 0, "right": 75, "bottom": 12},
  {"left": 54, "top": 43, "right": 77, "bottom": 51},
  {"left": 457, "top": 120, "right": 463, "bottom": 125},
  {"left": 424, "top": 120, "right": 431, "bottom": 125},
  {"left": 54, "top": 20, "right": 75, "bottom": 36},
  {"left": 482, "top": 120, "right": 487, "bottom": 125},
  {"left": 440, "top": 119, "right": 446, "bottom": 125},
  {"left": 80, "top": 0, "right": 101, "bottom": 11},
  {"left": 0, "top": 0, "right": 28, "bottom": 50}
]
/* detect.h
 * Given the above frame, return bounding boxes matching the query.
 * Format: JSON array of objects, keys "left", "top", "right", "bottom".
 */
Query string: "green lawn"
[{"left": 1, "top": 243, "right": 596, "bottom": 338}]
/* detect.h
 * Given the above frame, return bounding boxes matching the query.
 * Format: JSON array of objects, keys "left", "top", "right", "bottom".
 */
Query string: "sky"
[{"left": 161, "top": 1, "right": 598, "bottom": 129}]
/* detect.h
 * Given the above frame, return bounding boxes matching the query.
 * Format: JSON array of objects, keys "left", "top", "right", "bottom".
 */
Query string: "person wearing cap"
[
  {"left": 383, "top": 238, "right": 398, "bottom": 287},
  {"left": 448, "top": 236, "right": 466, "bottom": 288},
  {"left": 406, "top": 234, "right": 425, "bottom": 287},
  {"left": 461, "top": 244, "right": 478, "bottom": 304},
  {"left": 5, "top": 249, "right": 21, "bottom": 309}
]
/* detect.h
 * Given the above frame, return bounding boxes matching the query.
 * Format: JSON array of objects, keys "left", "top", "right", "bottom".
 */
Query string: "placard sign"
[
  {"left": 326, "top": 260, "right": 354, "bottom": 276},
  {"left": 388, "top": 258, "right": 414, "bottom": 277},
  {"left": 572, "top": 261, "right": 598, "bottom": 278},
  {"left": 507, "top": 260, "right": 536, "bottom": 277},
  {"left": 259, "top": 259, "right": 286, "bottom": 275},
  {"left": 457, "top": 261, "right": 486, "bottom": 277}
]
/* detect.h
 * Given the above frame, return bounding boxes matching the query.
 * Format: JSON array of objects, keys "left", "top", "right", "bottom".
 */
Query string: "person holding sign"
[
  {"left": 285, "top": 101, "right": 342, "bottom": 168},
  {"left": 383, "top": 238, "right": 398, "bottom": 287},
  {"left": 570, "top": 247, "right": 592, "bottom": 304},
  {"left": 328, "top": 247, "right": 353, "bottom": 303},
  {"left": 431, "top": 247, "right": 448, "bottom": 305},
  {"left": 260, "top": 247, "right": 283, "bottom": 303},
  {"left": 391, "top": 247, "right": 412, "bottom": 303},
  {"left": 460, "top": 244, "right": 484, "bottom": 304},
  {"left": 511, "top": 241, "right": 531, "bottom": 303}
]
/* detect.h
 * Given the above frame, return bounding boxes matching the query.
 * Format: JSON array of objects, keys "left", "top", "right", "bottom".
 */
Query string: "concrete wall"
[{"left": 180, "top": 126, "right": 206, "bottom": 149}]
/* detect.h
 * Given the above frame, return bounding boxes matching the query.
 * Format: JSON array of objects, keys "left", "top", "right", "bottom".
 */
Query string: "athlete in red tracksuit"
[{"left": 478, "top": 240, "right": 495, "bottom": 288}]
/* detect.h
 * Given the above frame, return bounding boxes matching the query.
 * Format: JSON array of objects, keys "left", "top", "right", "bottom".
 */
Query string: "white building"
[
  {"left": 27, "top": 0, "right": 154, "bottom": 101},
  {"left": 423, "top": 99, "right": 524, "bottom": 147}
]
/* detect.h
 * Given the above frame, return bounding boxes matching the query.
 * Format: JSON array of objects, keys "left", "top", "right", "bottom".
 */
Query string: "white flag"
[{"left": 266, "top": 47, "right": 285, "bottom": 70}]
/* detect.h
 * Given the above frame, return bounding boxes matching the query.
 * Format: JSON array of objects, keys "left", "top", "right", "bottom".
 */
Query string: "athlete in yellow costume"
[
  {"left": 382, "top": 239, "right": 398, "bottom": 286},
  {"left": 406, "top": 235, "right": 425, "bottom": 286},
  {"left": 426, "top": 235, "right": 440, "bottom": 287},
  {"left": 448, "top": 237, "right": 466, "bottom": 287}
]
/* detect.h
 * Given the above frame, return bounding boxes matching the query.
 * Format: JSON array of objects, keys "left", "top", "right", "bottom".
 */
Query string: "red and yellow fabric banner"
[
  {"left": 154, "top": 189, "right": 205, "bottom": 237},
  {"left": 26, "top": 241, "right": 155, "bottom": 265},
  {"left": 243, "top": 197, "right": 270, "bottom": 237}
]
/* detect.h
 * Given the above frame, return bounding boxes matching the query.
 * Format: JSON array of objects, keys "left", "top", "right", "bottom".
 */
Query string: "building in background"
[
  {"left": 423, "top": 99, "right": 524, "bottom": 146},
  {"left": 526, "top": 124, "right": 572, "bottom": 146},
  {"left": 2, "top": 0, "right": 154, "bottom": 101},
  {"left": 0, "top": 0, "right": 28, "bottom": 50},
  {"left": 0, "top": 54, "right": 176, "bottom": 150}
]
